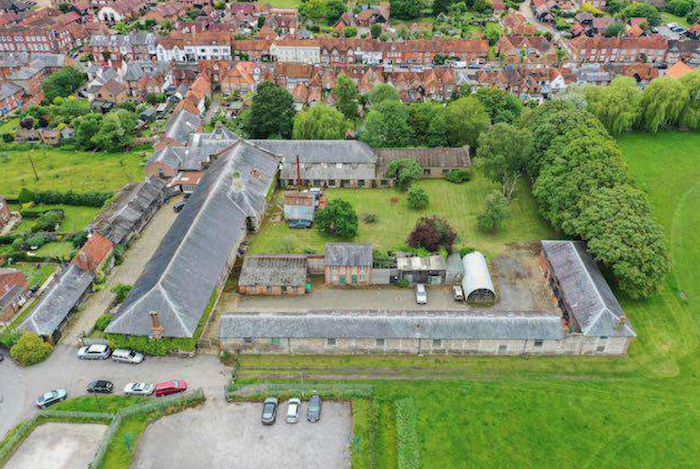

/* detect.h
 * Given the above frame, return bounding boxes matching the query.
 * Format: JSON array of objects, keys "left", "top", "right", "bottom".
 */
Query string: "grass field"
[
  {"left": 238, "top": 131, "right": 700, "bottom": 467},
  {"left": 12, "top": 205, "right": 100, "bottom": 234},
  {"left": 12, "top": 263, "right": 58, "bottom": 288},
  {"left": 248, "top": 175, "right": 555, "bottom": 258},
  {"left": 0, "top": 146, "right": 147, "bottom": 197}
]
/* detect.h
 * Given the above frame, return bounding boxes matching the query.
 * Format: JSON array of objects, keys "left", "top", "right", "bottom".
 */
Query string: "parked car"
[
  {"left": 112, "top": 349, "right": 144, "bottom": 365},
  {"left": 415, "top": 284, "right": 427, "bottom": 305},
  {"left": 288, "top": 219, "right": 312, "bottom": 229},
  {"left": 123, "top": 382, "right": 155, "bottom": 396},
  {"left": 307, "top": 394, "right": 322, "bottom": 423},
  {"left": 154, "top": 380, "right": 187, "bottom": 397},
  {"left": 261, "top": 397, "right": 279, "bottom": 425},
  {"left": 36, "top": 389, "right": 67, "bottom": 409},
  {"left": 0, "top": 351, "right": 4, "bottom": 363},
  {"left": 173, "top": 201, "right": 186, "bottom": 213},
  {"left": 286, "top": 398, "right": 301, "bottom": 424},
  {"left": 87, "top": 380, "right": 114, "bottom": 394},
  {"left": 77, "top": 344, "right": 111, "bottom": 360},
  {"left": 452, "top": 285, "right": 464, "bottom": 302}
]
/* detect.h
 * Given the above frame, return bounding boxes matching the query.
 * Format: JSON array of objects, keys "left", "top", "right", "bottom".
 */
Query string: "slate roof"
[
  {"left": 161, "top": 109, "right": 202, "bottom": 145},
  {"left": 238, "top": 255, "right": 308, "bottom": 287},
  {"left": 106, "top": 140, "right": 280, "bottom": 338},
  {"left": 325, "top": 243, "right": 373, "bottom": 267},
  {"left": 542, "top": 240, "right": 635, "bottom": 338},
  {"left": 251, "top": 140, "right": 377, "bottom": 180},
  {"left": 376, "top": 147, "right": 471, "bottom": 177},
  {"left": 219, "top": 310, "right": 564, "bottom": 340},
  {"left": 20, "top": 265, "right": 94, "bottom": 337},
  {"left": 90, "top": 177, "right": 165, "bottom": 245},
  {"left": 0, "top": 82, "right": 21, "bottom": 100}
]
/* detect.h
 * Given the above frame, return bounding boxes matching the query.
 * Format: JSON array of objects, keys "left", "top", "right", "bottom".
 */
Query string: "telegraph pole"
[{"left": 27, "top": 149, "right": 39, "bottom": 181}]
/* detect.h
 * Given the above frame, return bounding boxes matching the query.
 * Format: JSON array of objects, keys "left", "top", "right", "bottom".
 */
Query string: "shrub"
[
  {"left": 30, "top": 210, "right": 64, "bottom": 233},
  {"left": 362, "top": 212, "right": 378, "bottom": 223},
  {"left": 477, "top": 191, "right": 510, "bottom": 233},
  {"left": 106, "top": 334, "right": 194, "bottom": 356},
  {"left": 445, "top": 169, "right": 471, "bottom": 184},
  {"left": 10, "top": 332, "right": 53, "bottom": 366},
  {"left": 458, "top": 246, "right": 475, "bottom": 256},
  {"left": 407, "top": 216, "right": 457, "bottom": 252},
  {"left": 94, "top": 314, "right": 113, "bottom": 332},
  {"left": 315, "top": 199, "right": 359, "bottom": 238},
  {"left": 26, "top": 233, "right": 53, "bottom": 249},
  {"left": 0, "top": 328, "right": 22, "bottom": 348},
  {"left": 69, "top": 231, "right": 88, "bottom": 248},
  {"left": 407, "top": 186, "right": 429, "bottom": 210},
  {"left": 386, "top": 158, "right": 422, "bottom": 190},
  {"left": 2, "top": 133, "right": 14, "bottom": 143},
  {"left": 18, "top": 189, "right": 112, "bottom": 208},
  {"left": 396, "top": 278, "right": 410, "bottom": 288},
  {"left": 111, "top": 284, "right": 133, "bottom": 304}
]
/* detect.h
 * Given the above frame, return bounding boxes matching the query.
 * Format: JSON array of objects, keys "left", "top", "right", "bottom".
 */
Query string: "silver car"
[
  {"left": 36, "top": 389, "right": 66, "bottom": 409},
  {"left": 415, "top": 284, "right": 427, "bottom": 305},
  {"left": 123, "top": 382, "right": 155, "bottom": 396},
  {"left": 77, "top": 344, "right": 111, "bottom": 360},
  {"left": 286, "top": 398, "right": 301, "bottom": 424}
]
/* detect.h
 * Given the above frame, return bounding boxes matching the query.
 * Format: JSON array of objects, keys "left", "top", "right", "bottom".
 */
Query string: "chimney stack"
[{"left": 150, "top": 311, "right": 164, "bottom": 339}]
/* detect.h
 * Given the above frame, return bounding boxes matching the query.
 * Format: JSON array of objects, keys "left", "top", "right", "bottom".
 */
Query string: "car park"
[
  {"left": 154, "top": 380, "right": 187, "bottom": 397},
  {"left": 36, "top": 389, "right": 67, "bottom": 409},
  {"left": 415, "top": 284, "right": 427, "bottom": 304},
  {"left": 112, "top": 349, "right": 144, "bottom": 364},
  {"left": 286, "top": 398, "right": 301, "bottom": 424},
  {"left": 123, "top": 382, "right": 155, "bottom": 396},
  {"left": 261, "top": 397, "right": 278, "bottom": 425},
  {"left": 87, "top": 380, "right": 114, "bottom": 394},
  {"left": 452, "top": 285, "right": 464, "bottom": 302},
  {"left": 307, "top": 394, "right": 322, "bottom": 422},
  {"left": 77, "top": 344, "right": 111, "bottom": 360}
]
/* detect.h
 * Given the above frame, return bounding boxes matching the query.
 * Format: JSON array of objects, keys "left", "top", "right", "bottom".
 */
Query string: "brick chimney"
[{"left": 150, "top": 311, "right": 164, "bottom": 339}]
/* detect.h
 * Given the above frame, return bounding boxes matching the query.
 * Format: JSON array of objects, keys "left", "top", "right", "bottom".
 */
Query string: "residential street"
[{"left": 0, "top": 346, "right": 230, "bottom": 439}]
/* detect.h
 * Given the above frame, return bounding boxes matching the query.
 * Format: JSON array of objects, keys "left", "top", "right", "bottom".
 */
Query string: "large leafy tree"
[
  {"left": 361, "top": 101, "right": 412, "bottom": 148},
  {"left": 474, "top": 87, "right": 523, "bottom": 124},
  {"left": 621, "top": 1, "right": 661, "bottom": 26},
  {"left": 638, "top": 77, "right": 689, "bottom": 132},
  {"left": 445, "top": 96, "right": 490, "bottom": 148},
  {"left": 585, "top": 77, "right": 641, "bottom": 135},
  {"left": 72, "top": 113, "right": 103, "bottom": 150},
  {"left": 408, "top": 102, "right": 448, "bottom": 147},
  {"left": 386, "top": 158, "right": 422, "bottom": 190},
  {"left": 91, "top": 109, "right": 138, "bottom": 152},
  {"left": 477, "top": 190, "right": 509, "bottom": 234},
  {"left": 476, "top": 123, "right": 533, "bottom": 201},
  {"left": 315, "top": 199, "right": 359, "bottom": 238},
  {"left": 244, "top": 82, "right": 296, "bottom": 138},
  {"left": 333, "top": 74, "right": 359, "bottom": 120},
  {"left": 680, "top": 71, "right": 700, "bottom": 130},
  {"left": 42, "top": 66, "right": 87, "bottom": 102},
  {"left": 324, "top": 0, "right": 346, "bottom": 24},
  {"left": 292, "top": 104, "right": 348, "bottom": 139},
  {"left": 573, "top": 185, "right": 669, "bottom": 299},
  {"left": 390, "top": 0, "right": 423, "bottom": 19},
  {"left": 552, "top": 83, "right": 588, "bottom": 110},
  {"left": 407, "top": 216, "right": 457, "bottom": 252},
  {"left": 365, "top": 83, "right": 401, "bottom": 106}
]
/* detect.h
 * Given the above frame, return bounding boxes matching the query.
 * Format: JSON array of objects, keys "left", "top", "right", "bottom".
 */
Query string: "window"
[
  {"left": 442, "top": 169, "right": 450, "bottom": 175},
  {"left": 498, "top": 345, "right": 507, "bottom": 353},
  {"left": 534, "top": 340, "right": 543, "bottom": 348},
  {"left": 432, "top": 339, "right": 442, "bottom": 348},
  {"left": 327, "top": 338, "right": 337, "bottom": 346},
  {"left": 271, "top": 338, "right": 281, "bottom": 346},
  {"left": 376, "top": 338, "right": 385, "bottom": 347},
  {"left": 423, "top": 168, "right": 431, "bottom": 176},
  {"left": 596, "top": 345, "right": 606, "bottom": 353},
  {"left": 244, "top": 337, "right": 253, "bottom": 344},
  {"left": 328, "top": 180, "right": 336, "bottom": 187}
]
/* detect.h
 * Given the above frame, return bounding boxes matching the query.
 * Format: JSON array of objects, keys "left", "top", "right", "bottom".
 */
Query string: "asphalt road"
[{"left": 0, "top": 346, "right": 230, "bottom": 438}]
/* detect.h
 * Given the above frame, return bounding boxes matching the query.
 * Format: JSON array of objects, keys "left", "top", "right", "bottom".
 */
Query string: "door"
[
  {"left": 351, "top": 275, "right": 357, "bottom": 284},
  {"left": 340, "top": 275, "right": 346, "bottom": 285}
]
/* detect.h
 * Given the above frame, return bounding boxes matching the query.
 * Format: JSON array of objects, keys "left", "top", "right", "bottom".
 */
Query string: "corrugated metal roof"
[
  {"left": 325, "top": 243, "right": 373, "bottom": 267},
  {"left": 219, "top": 310, "right": 564, "bottom": 340},
  {"left": 542, "top": 240, "right": 635, "bottom": 338},
  {"left": 462, "top": 252, "right": 495, "bottom": 299},
  {"left": 106, "top": 140, "right": 279, "bottom": 338},
  {"left": 238, "top": 255, "right": 308, "bottom": 287}
]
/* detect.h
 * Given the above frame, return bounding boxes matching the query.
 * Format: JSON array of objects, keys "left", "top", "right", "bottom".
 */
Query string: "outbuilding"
[
  {"left": 396, "top": 254, "right": 446, "bottom": 285},
  {"left": 238, "top": 255, "right": 308, "bottom": 295},
  {"left": 325, "top": 243, "right": 373, "bottom": 285},
  {"left": 462, "top": 251, "right": 496, "bottom": 303}
]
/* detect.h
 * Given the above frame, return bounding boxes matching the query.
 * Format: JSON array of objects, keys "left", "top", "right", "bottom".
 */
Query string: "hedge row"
[
  {"left": 18, "top": 188, "right": 113, "bottom": 208},
  {"left": 20, "top": 207, "right": 64, "bottom": 219},
  {"left": 395, "top": 398, "right": 420, "bottom": 469},
  {"left": 225, "top": 383, "right": 375, "bottom": 402}
]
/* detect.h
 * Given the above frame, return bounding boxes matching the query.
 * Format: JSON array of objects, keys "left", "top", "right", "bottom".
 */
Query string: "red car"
[{"left": 154, "top": 380, "right": 187, "bottom": 397}]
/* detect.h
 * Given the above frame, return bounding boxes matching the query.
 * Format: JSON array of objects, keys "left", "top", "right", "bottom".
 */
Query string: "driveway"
[
  {"left": 132, "top": 400, "right": 353, "bottom": 469},
  {"left": 62, "top": 198, "right": 181, "bottom": 344},
  {"left": 0, "top": 345, "right": 230, "bottom": 439}
]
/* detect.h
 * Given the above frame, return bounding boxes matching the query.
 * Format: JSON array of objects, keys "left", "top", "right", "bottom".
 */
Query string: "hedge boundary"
[
  {"left": 225, "top": 382, "right": 374, "bottom": 402},
  {"left": 395, "top": 397, "right": 420, "bottom": 469}
]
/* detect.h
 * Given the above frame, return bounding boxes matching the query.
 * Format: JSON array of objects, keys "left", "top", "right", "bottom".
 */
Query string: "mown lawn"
[
  {"left": 248, "top": 175, "right": 555, "bottom": 257},
  {"left": 34, "top": 241, "right": 74, "bottom": 259},
  {"left": 12, "top": 262, "right": 58, "bottom": 288},
  {"left": 240, "top": 131, "right": 700, "bottom": 468},
  {"left": 0, "top": 146, "right": 148, "bottom": 197},
  {"left": 12, "top": 204, "right": 100, "bottom": 234}
]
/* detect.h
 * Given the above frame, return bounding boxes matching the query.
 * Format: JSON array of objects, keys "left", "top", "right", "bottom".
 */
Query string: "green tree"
[
  {"left": 72, "top": 113, "right": 103, "bottom": 150},
  {"left": 315, "top": 199, "right": 359, "bottom": 238},
  {"left": 325, "top": 0, "right": 347, "bottom": 24},
  {"left": 666, "top": 0, "right": 694, "bottom": 17},
  {"left": 361, "top": 101, "right": 413, "bottom": 148},
  {"left": 244, "top": 82, "right": 296, "bottom": 138},
  {"left": 477, "top": 123, "right": 533, "bottom": 201},
  {"left": 408, "top": 102, "right": 447, "bottom": 147},
  {"left": 585, "top": 77, "right": 641, "bottom": 135},
  {"left": 386, "top": 158, "right": 422, "bottom": 190},
  {"left": 474, "top": 87, "right": 523, "bottom": 124},
  {"left": 344, "top": 26, "right": 358, "bottom": 37},
  {"left": 638, "top": 76, "right": 689, "bottom": 132},
  {"left": 407, "top": 186, "right": 429, "bottom": 209},
  {"left": 370, "top": 23, "right": 382, "bottom": 38},
  {"left": 91, "top": 109, "right": 138, "bottom": 151},
  {"left": 42, "top": 66, "right": 87, "bottom": 102},
  {"left": 445, "top": 96, "right": 490, "bottom": 148},
  {"left": 10, "top": 332, "right": 53, "bottom": 366},
  {"left": 366, "top": 83, "right": 401, "bottom": 106},
  {"left": 299, "top": 0, "right": 327, "bottom": 21},
  {"left": 621, "top": 2, "right": 661, "bottom": 26},
  {"left": 603, "top": 22, "right": 627, "bottom": 37},
  {"left": 477, "top": 190, "right": 509, "bottom": 233},
  {"left": 292, "top": 104, "right": 348, "bottom": 139},
  {"left": 391, "top": 0, "right": 424, "bottom": 19},
  {"left": 552, "top": 83, "right": 588, "bottom": 110},
  {"left": 680, "top": 71, "right": 700, "bottom": 130},
  {"left": 333, "top": 74, "right": 360, "bottom": 120}
]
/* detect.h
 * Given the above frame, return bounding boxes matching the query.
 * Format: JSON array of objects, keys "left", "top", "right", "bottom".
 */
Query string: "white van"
[{"left": 112, "top": 349, "right": 144, "bottom": 365}]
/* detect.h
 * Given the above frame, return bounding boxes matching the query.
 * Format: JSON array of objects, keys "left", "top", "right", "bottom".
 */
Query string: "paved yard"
[
  {"left": 62, "top": 197, "right": 182, "bottom": 344},
  {"left": 132, "top": 400, "right": 353, "bottom": 469},
  {"left": 4, "top": 422, "right": 106, "bottom": 469}
]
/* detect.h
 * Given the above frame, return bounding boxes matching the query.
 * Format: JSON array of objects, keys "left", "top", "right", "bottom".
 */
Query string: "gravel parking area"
[
  {"left": 4, "top": 422, "right": 106, "bottom": 469},
  {"left": 132, "top": 399, "right": 352, "bottom": 469}
]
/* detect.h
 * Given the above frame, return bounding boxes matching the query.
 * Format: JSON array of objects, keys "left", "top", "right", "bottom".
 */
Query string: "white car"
[
  {"left": 415, "top": 284, "right": 427, "bottom": 305},
  {"left": 77, "top": 344, "right": 111, "bottom": 360},
  {"left": 123, "top": 382, "right": 155, "bottom": 396},
  {"left": 286, "top": 398, "right": 301, "bottom": 424},
  {"left": 112, "top": 349, "right": 145, "bottom": 364}
]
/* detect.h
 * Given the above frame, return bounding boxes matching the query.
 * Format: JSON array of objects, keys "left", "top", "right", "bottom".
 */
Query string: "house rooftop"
[
  {"left": 238, "top": 254, "right": 308, "bottom": 287},
  {"left": 325, "top": 243, "right": 373, "bottom": 267}
]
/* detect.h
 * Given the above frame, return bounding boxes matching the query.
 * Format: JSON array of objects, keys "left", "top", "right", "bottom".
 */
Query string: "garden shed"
[
  {"left": 397, "top": 254, "right": 446, "bottom": 285},
  {"left": 238, "top": 255, "right": 308, "bottom": 295},
  {"left": 462, "top": 251, "right": 496, "bottom": 303},
  {"left": 445, "top": 252, "right": 464, "bottom": 284}
]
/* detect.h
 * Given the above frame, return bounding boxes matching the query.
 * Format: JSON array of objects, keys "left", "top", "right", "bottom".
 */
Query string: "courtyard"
[
  {"left": 4, "top": 422, "right": 106, "bottom": 469},
  {"left": 132, "top": 399, "right": 353, "bottom": 469}
]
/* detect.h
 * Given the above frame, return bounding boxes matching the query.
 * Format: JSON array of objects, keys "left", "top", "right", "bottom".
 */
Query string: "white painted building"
[{"left": 270, "top": 40, "right": 321, "bottom": 64}]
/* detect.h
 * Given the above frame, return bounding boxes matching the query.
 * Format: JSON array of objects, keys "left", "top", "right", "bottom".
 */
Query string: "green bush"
[
  {"left": 395, "top": 398, "right": 420, "bottom": 469},
  {"left": 94, "top": 314, "right": 113, "bottom": 332},
  {"left": 407, "top": 186, "right": 429, "bottom": 210},
  {"left": 19, "top": 207, "right": 65, "bottom": 219},
  {"left": 0, "top": 328, "right": 21, "bottom": 348},
  {"left": 10, "top": 332, "right": 53, "bottom": 366},
  {"left": 396, "top": 278, "right": 410, "bottom": 288},
  {"left": 445, "top": 169, "right": 471, "bottom": 184},
  {"left": 25, "top": 233, "right": 53, "bottom": 249},
  {"left": 18, "top": 189, "right": 112, "bottom": 208},
  {"left": 30, "top": 210, "right": 64, "bottom": 233},
  {"left": 106, "top": 334, "right": 195, "bottom": 356},
  {"left": 111, "top": 284, "right": 133, "bottom": 304},
  {"left": 0, "top": 234, "right": 19, "bottom": 245}
]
